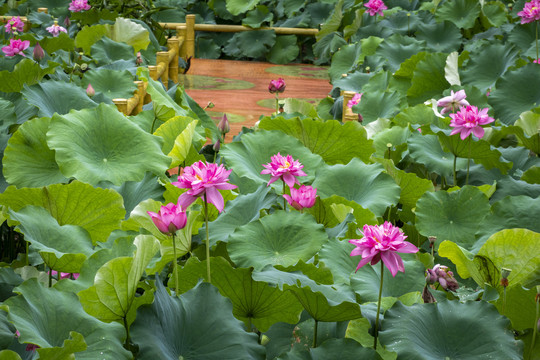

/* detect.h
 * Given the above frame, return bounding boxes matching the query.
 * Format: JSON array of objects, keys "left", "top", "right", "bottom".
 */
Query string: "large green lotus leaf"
[
  {"left": 226, "top": 0, "right": 260, "bottom": 15},
  {"left": 107, "top": 18, "right": 150, "bottom": 54},
  {"left": 278, "top": 338, "right": 381, "bottom": 360},
  {"left": 35, "top": 331, "right": 86, "bottom": 360},
  {"left": 353, "top": 90, "right": 404, "bottom": 124},
  {"left": 414, "top": 21, "right": 462, "bottom": 53},
  {"left": 81, "top": 69, "right": 137, "bottom": 100},
  {"left": 407, "top": 52, "right": 450, "bottom": 105},
  {"left": 438, "top": 241, "right": 492, "bottom": 286},
  {"left": 22, "top": 81, "right": 98, "bottom": 118},
  {"left": 350, "top": 253, "right": 425, "bottom": 303},
  {"left": 461, "top": 43, "right": 519, "bottom": 93},
  {"left": 318, "top": 237, "right": 358, "bottom": 286},
  {"left": 2, "top": 117, "right": 68, "bottom": 187},
  {"left": 371, "top": 126, "right": 409, "bottom": 162},
  {"left": 315, "top": 0, "right": 343, "bottom": 41},
  {"left": 74, "top": 24, "right": 109, "bottom": 55},
  {"left": 102, "top": 172, "right": 164, "bottom": 218},
  {"left": 435, "top": 0, "right": 480, "bottom": 29},
  {"left": 9, "top": 206, "right": 93, "bottom": 273},
  {"left": 393, "top": 103, "right": 438, "bottom": 127},
  {"left": 375, "top": 34, "right": 426, "bottom": 72},
  {"left": 480, "top": 1, "right": 507, "bottom": 28},
  {"left": 394, "top": 51, "right": 426, "bottom": 79},
  {"left": 379, "top": 300, "right": 523, "bottom": 360},
  {"left": 207, "top": 185, "right": 276, "bottom": 247},
  {"left": 227, "top": 210, "right": 327, "bottom": 271},
  {"left": 131, "top": 280, "right": 265, "bottom": 359},
  {"left": 5, "top": 279, "right": 131, "bottom": 359},
  {"left": 174, "top": 257, "right": 303, "bottom": 332},
  {"left": 476, "top": 195, "right": 540, "bottom": 245},
  {"left": 495, "top": 284, "right": 537, "bottom": 332},
  {"left": 137, "top": 72, "right": 194, "bottom": 121},
  {"left": 228, "top": 30, "right": 276, "bottom": 58},
  {"left": 0, "top": 181, "right": 124, "bottom": 245},
  {"left": 328, "top": 43, "right": 360, "bottom": 83},
  {"left": 221, "top": 130, "right": 324, "bottom": 188},
  {"left": 514, "top": 111, "right": 540, "bottom": 155},
  {"left": 243, "top": 5, "right": 273, "bottom": 27},
  {"left": 312, "top": 158, "right": 401, "bottom": 217},
  {"left": 258, "top": 117, "right": 374, "bottom": 164},
  {"left": 252, "top": 264, "right": 362, "bottom": 322},
  {"left": 478, "top": 228, "right": 540, "bottom": 290},
  {"left": 435, "top": 130, "right": 513, "bottom": 174},
  {"left": 415, "top": 186, "right": 490, "bottom": 251},
  {"left": 0, "top": 98, "right": 17, "bottom": 133},
  {"left": 408, "top": 132, "right": 467, "bottom": 178},
  {"left": 346, "top": 318, "right": 397, "bottom": 360},
  {"left": 380, "top": 160, "right": 435, "bottom": 210},
  {"left": 40, "top": 32, "right": 75, "bottom": 54},
  {"left": 47, "top": 103, "right": 170, "bottom": 186},
  {"left": 522, "top": 166, "right": 540, "bottom": 184},
  {"left": 78, "top": 235, "right": 159, "bottom": 324},
  {"left": 155, "top": 118, "right": 200, "bottom": 168},
  {"left": 0, "top": 350, "right": 21, "bottom": 359},
  {"left": 0, "top": 59, "right": 58, "bottom": 93},
  {"left": 266, "top": 35, "right": 299, "bottom": 64},
  {"left": 489, "top": 64, "right": 540, "bottom": 125},
  {"left": 91, "top": 37, "right": 135, "bottom": 66}
]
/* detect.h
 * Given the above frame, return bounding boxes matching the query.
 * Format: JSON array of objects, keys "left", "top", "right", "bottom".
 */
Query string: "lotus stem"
[
  {"left": 531, "top": 287, "right": 539, "bottom": 354},
  {"left": 536, "top": 21, "right": 538, "bottom": 63},
  {"left": 204, "top": 194, "right": 211, "bottom": 284},
  {"left": 48, "top": 266, "right": 52, "bottom": 288},
  {"left": 466, "top": 136, "right": 471, "bottom": 185},
  {"left": 283, "top": 181, "right": 287, "bottom": 210},
  {"left": 123, "top": 316, "right": 131, "bottom": 348},
  {"left": 453, "top": 155, "right": 457, "bottom": 187},
  {"left": 26, "top": 241, "right": 29, "bottom": 266},
  {"left": 150, "top": 115, "right": 157, "bottom": 134},
  {"left": 502, "top": 285, "right": 507, "bottom": 315},
  {"left": 275, "top": 94, "right": 280, "bottom": 114},
  {"left": 374, "top": 261, "right": 384, "bottom": 350},
  {"left": 172, "top": 233, "right": 179, "bottom": 296},
  {"left": 313, "top": 319, "right": 318, "bottom": 348}
]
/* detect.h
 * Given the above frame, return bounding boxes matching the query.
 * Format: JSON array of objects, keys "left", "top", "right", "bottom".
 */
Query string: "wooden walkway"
[{"left": 182, "top": 58, "right": 333, "bottom": 140}]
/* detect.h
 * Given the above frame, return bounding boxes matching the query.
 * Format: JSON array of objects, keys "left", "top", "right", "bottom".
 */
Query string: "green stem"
[
  {"left": 48, "top": 266, "right": 52, "bottom": 288},
  {"left": 123, "top": 317, "right": 131, "bottom": 348},
  {"left": 502, "top": 285, "right": 507, "bottom": 315},
  {"left": 283, "top": 181, "right": 287, "bottom": 210},
  {"left": 26, "top": 241, "right": 29, "bottom": 266},
  {"left": 374, "top": 261, "right": 384, "bottom": 350},
  {"left": 150, "top": 115, "right": 157, "bottom": 134},
  {"left": 466, "top": 136, "right": 471, "bottom": 186},
  {"left": 453, "top": 155, "right": 457, "bottom": 187},
  {"left": 531, "top": 289, "right": 539, "bottom": 354},
  {"left": 172, "top": 233, "right": 178, "bottom": 296},
  {"left": 536, "top": 21, "right": 538, "bottom": 62},
  {"left": 204, "top": 194, "right": 211, "bottom": 284},
  {"left": 313, "top": 319, "right": 318, "bottom": 348},
  {"left": 275, "top": 94, "right": 279, "bottom": 114}
]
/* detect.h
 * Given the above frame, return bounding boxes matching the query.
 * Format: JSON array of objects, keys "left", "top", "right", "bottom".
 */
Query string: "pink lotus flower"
[
  {"left": 147, "top": 203, "right": 187, "bottom": 235},
  {"left": 437, "top": 89, "right": 469, "bottom": 115},
  {"left": 68, "top": 0, "right": 91, "bottom": 12},
  {"left": 449, "top": 105, "right": 495, "bottom": 140},
  {"left": 15, "top": 331, "right": 39, "bottom": 352},
  {"left": 347, "top": 93, "right": 362, "bottom": 109},
  {"left": 283, "top": 185, "right": 317, "bottom": 210},
  {"left": 518, "top": 0, "right": 540, "bottom": 24},
  {"left": 349, "top": 222, "right": 418, "bottom": 277},
  {"left": 172, "top": 161, "right": 237, "bottom": 213},
  {"left": 425, "top": 264, "right": 459, "bottom": 291},
  {"left": 46, "top": 21, "right": 67, "bottom": 37},
  {"left": 1, "top": 38, "right": 29, "bottom": 57},
  {"left": 5, "top": 16, "right": 24, "bottom": 33},
  {"left": 534, "top": 58, "right": 540, "bottom": 64},
  {"left": 268, "top": 78, "right": 286, "bottom": 93},
  {"left": 364, "top": 0, "right": 387, "bottom": 17},
  {"left": 261, "top": 153, "right": 307, "bottom": 187}
]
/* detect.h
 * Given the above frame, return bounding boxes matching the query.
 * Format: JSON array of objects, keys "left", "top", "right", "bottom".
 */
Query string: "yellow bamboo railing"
[{"left": 342, "top": 90, "right": 359, "bottom": 122}]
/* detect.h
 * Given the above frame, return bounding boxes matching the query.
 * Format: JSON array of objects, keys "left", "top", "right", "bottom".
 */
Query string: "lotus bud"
[
  {"left": 213, "top": 139, "right": 220, "bottom": 152},
  {"left": 217, "top": 113, "right": 230, "bottom": 135},
  {"left": 64, "top": 16, "right": 71, "bottom": 28},
  {"left": 428, "top": 236, "right": 436, "bottom": 248},
  {"left": 33, "top": 42, "right": 44, "bottom": 62},
  {"left": 268, "top": 78, "right": 286, "bottom": 94},
  {"left": 500, "top": 268, "right": 511, "bottom": 288},
  {"left": 86, "top": 83, "right": 95, "bottom": 97}
]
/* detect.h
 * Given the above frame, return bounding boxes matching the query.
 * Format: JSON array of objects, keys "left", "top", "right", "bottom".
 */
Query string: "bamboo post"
[
  {"left": 113, "top": 98, "right": 129, "bottom": 115},
  {"left": 134, "top": 81, "right": 146, "bottom": 114},
  {"left": 156, "top": 51, "right": 169, "bottom": 88},
  {"left": 37, "top": 8, "right": 48, "bottom": 13},
  {"left": 341, "top": 90, "right": 359, "bottom": 122},
  {"left": 177, "top": 25, "right": 187, "bottom": 59},
  {"left": 167, "top": 37, "right": 180, "bottom": 83},
  {"left": 185, "top": 14, "right": 195, "bottom": 59}
]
